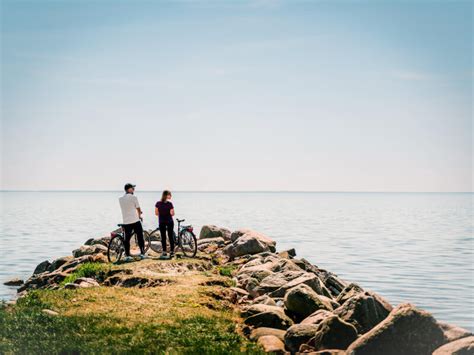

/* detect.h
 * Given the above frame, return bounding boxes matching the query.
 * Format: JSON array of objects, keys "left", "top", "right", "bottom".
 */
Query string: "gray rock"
[
  {"left": 270, "top": 273, "right": 332, "bottom": 298},
  {"left": 301, "top": 310, "right": 334, "bottom": 325},
  {"left": 199, "top": 225, "right": 232, "bottom": 241},
  {"left": 255, "top": 274, "right": 288, "bottom": 295},
  {"left": 33, "top": 260, "right": 51, "bottom": 275},
  {"left": 346, "top": 303, "right": 446, "bottom": 355},
  {"left": 250, "top": 327, "right": 286, "bottom": 342},
  {"left": 241, "top": 304, "right": 285, "bottom": 318},
  {"left": 257, "top": 335, "right": 286, "bottom": 354},
  {"left": 244, "top": 310, "right": 293, "bottom": 330},
  {"left": 437, "top": 322, "right": 472, "bottom": 343},
  {"left": 224, "top": 229, "right": 276, "bottom": 258},
  {"left": 252, "top": 295, "right": 277, "bottom": 306},
  {"left": 334, "top": 292, "right": 392, "bottom": 334},
  {"left": 309, "top": 315, "right": 358, "bottom": 351},
  {"left": 74, "top": 277, "right": 100, "bottom": 288},
  {"left": 84, "top": 237, "right": 109, "bottom": 247},
  {"left": 284, "top": 284, "right": 338, "bottom": 320},
  {"left": 245, "top": 277, "right": 260, "bottom": 298},
  {"left": 432, "top": 335, "right": 474, "bottom": 355},
  {"left": 197, "top": 237, "right": 226, "bottom": 246},
  {"left": 48, "top": 256, "right": 74, "bottom": 272},
  {"left": 72, "top": 244, "right": 107, "bottom": 258},
  {"left": 42, "top": 309, "right": 59, "bottom": 316},
  {"left": 3, "top": 278, "right": 24, "bottom": 286},
  {"left": 284, "top": 323, "right": 320, "bottom": 353},
  {"left": 277, "top": 248, "right": 296, "bottom": 259},
  {"left": 336, "top": 283, "right": 364, "bottom": 305}
]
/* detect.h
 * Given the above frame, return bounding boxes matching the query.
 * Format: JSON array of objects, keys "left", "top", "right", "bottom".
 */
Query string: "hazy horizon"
[{"left": 1, "top": 0, "right": 472, "bottom": 192}]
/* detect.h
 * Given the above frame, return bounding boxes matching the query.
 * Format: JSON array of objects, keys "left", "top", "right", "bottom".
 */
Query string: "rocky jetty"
[{"left": 5, "top": 224, "right": 473, "bottom": 354}]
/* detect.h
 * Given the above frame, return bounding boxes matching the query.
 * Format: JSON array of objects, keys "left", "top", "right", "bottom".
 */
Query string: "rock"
[
  {"left": 336, "top": 283, "right": 364, "bottom": 305},
  {"left": 432, "top": 335, "right": 474, "bottom": 355},
  {"left": 42, "top": 309, "right": 59, "bottom": 316},
  {"left": 301, "top": 310, "right": 334, "bottom": 325},
  {"left": 250, "top": 327, "right": 286, "bottom": 342},
  {"left": 309, "top": 315, "right": 358, "bottom": 351},
  {"left": 306, "top": 350, "right": 345, "bottom": 355},
  {"left": 3, "top": 278, "right": 24, "bottom": 286},
  {"left": 33, "top": 260, "right": 51, "bottom": 275},
  {"left": 323, "top": 274, "right": 348, "bottom": 297},
  {"left": 197, "top": 237, "right": 226, "bottom": 246},
  {"left": 84, "top": 237, "right": 109, "bottom": 247},
  {"left": 292, "top": 258, "right": 320, "bottom": 273},
  {"left": 74, "top": 277, "right": 100, "bottom": 288},
  {"left": 346, "top": 303, "right": 446, "bottom": 355},
  {"left": 244, "top": 309, "right": 293, "bottom": 330},
  {"left": 241, "top": 304, "right": 285, "bottom": 318},
  {"left": 270, "top": 273, "right": 332, "bottom": 299},
  {"left": 72, "top": 244, "right": 107, "bottom": 258},
  {"left": 284, "top": 324, "right": 320, "bottom": 353},
  {"left": 437, "top": 322, "right": 472, "bottom": 343},
  {"left": 230, "top": 229, "right": 251, "bottom": 242},
  {"left": 285, "top": 284, "right": 338, "bottom": 321},
  {"left": 334, "top": 292, "right": 392, "bottom": 334},
  {"left": 245, "top": 277, "right": 260, "bottom": 298},
  {"left": 278, "top": 248, "right": 296, "bottom": 259},
  {"left": 48, "top": 256, "right": 74, "bottom": 272},
  {"left": 224, "top": 229, "right": 276, "bottom": 258},
  {"left": 199, "top": 225, "right": 232, "bottom": 241},
  {"left": 252, "top": 295, "right": 277, "bottom": 306},
  {"left": 230, "top": 287, "right": 249, "bottom": 298},
  {"left": 257, "top": 335, "right": 286, "bottom": 354},
  {"left": 255, "top": 274, "right": 289, "bottom": 295},
  {"left": 64, "top": 283, "right": 80, "bottom": 289}
]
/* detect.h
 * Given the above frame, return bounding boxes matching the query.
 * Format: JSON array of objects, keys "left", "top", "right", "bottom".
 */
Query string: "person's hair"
[{"left": 161, "top": 190, "right": 171, "bottom": 202}]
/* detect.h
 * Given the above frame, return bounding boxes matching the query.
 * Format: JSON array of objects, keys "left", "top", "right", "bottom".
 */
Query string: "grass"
[
  {"left": 217, "top": 265, "right": 236, "bottom": 278},
  {"left": 0, "top": 260, "right": 263, "bottom": 355},
  {"left": 61, "top": 262, "right": 110, "bottom": 285}
]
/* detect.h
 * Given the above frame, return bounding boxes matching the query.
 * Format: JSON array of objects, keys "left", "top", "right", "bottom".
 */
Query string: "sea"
[{"left": 0, "top": 191, "right": 472, "bottom": 330}]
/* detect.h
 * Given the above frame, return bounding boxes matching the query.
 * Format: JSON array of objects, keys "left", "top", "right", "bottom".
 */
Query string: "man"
[{"left": 119, "top": 183, "right": 147, "bottom": 261}]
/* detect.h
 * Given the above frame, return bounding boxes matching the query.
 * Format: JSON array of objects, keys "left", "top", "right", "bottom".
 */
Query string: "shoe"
[
  {"left": 139, "top": 254, "right": 148, "bottom": 260},
  {"left": 123, "top": 256, "right": 133, "bottom": 262},
  {"left": 169, "top": 252, "right": 175, "bottom": 258},
  {"left": 159, "top": 252, "right": 168, "bottom": 259}
]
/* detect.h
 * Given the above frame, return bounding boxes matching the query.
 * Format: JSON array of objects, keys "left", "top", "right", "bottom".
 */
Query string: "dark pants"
[
  {"left": 123, "top": 221, "right": 144, "bottom": 256},
  {"left": 159, "top": 221, "right": 174, "bottom": 253}
]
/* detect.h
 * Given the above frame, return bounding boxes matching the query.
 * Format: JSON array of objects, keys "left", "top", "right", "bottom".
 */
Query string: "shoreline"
[{"left": 1, "top": 225, "right": 473, "bottom": 354}]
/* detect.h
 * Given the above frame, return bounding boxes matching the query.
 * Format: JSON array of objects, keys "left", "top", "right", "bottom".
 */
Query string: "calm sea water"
[{"left": 0, "top": 192, "right": 472, "bottom": 330}]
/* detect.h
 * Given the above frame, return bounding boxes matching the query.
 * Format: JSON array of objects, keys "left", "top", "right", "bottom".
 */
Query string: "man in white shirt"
[{"left": 119, "top": 183, "right": 146, "bottom": 261}]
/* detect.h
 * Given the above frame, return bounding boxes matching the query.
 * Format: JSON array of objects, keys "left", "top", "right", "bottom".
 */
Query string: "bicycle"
[
  {"left": 107, "top": 223, "right": 151, "bottom": 263},
  {"left": 146, "top": 218, "right": 197, "bottom": 257}
]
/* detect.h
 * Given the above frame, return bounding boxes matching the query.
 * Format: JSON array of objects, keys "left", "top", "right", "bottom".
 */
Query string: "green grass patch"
[
  {"left": 0, "top": 291, "right": 263, "bottom": 354},
  {"left": 61, "top": 262, "right": 110, "bottom": 285},
  {"left": 217, "top": 265, "right": 236, "bottom": 278}
]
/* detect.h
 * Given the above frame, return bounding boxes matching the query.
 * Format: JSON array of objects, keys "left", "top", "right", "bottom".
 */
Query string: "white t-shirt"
[{"left": 119, "top": 193, "right": 141, "bottom": 225}]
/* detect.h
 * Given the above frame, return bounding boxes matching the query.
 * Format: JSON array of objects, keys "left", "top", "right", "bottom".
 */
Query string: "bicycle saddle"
[{"left": 177, "top": 218, "right": 185, "bottom": 223}]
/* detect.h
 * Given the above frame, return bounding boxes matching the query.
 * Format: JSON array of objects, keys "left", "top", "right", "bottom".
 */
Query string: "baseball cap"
[{"left": 124, "top": 183, "right": 136, "bottom": 191}]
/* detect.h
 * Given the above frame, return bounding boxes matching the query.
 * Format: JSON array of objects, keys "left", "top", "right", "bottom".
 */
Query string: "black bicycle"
[
  {"left": 146, "top": 218, "right": 197, "bottom": 257},
  {"left": 107, "top": 224, "right": 151, "bottom": 263}
]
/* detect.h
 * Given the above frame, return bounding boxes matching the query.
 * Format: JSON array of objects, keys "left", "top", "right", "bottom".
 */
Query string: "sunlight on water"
[{"left": 0, "top": 192, "right": 472, "bottom": 330}]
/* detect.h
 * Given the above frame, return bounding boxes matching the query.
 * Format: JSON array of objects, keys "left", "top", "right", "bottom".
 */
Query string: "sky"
[{"left": 1, "top": 0, "right": 472, "bottom": 192}]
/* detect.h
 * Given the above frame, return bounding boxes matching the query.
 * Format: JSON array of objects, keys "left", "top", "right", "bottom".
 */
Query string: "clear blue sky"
[{"left": 1, "top": 0, "right": 472, "bottom": 191}]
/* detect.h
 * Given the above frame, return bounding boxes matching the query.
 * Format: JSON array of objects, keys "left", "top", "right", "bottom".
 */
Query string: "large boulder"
[
  {"left": 284, "top": 284, "right": 338, "bottom": 320},
  {"left": 437, "top": 322, "right": 472, "bottom": 343},
  {"left": 241, "top": 304, "right": 284, "bottom": 318},
  {"left": 309, "top": 315, "right": 358, "bottom": 351},
  {"left": 270, "top": 273, "right": 332, "bottom": 298},
  {"left": 244, "top": 308, "right": 293, "bottom": 330},
  {"left": 257, "top": 335, "right": 286, "bottom": 354},
  {"left": 72, "top": 245, "right": 107, "bottom": 258},
  {"left": 84, "top": 237, "right": 109, "bottom": 247},
  {"left": 301, "top": 310, "right": 334, "bottom": 325},
  {"left": 346, "top": 303, "right": 446, "bottom": 355},
  {"left": 48, "top": 256, "right": 74, "bottom": 272},
  {"left": 199, "top": 225, "right": 231, "bottom": 241},
  {"left": 197, "top": 237, "right": 226, "bottom": 246},
  {"left": 334, "top": 292, "right": 392, "bottom": 334},
  {"left": 33, "top": 260, "right": 51, "bottom": 275},
  {"left": 249, "top": 327, "right": 286, "bottom": 342},
  {"left": 284, "top": 324, "right": 320, "bottom": 353},
  {"left": 336, "top": 283, "right": 364, "bottom": 305},
  {"left": 432, "top": 335, "right": 474, "bottom": 355},
  {"left": 224, "top": 230, "right": 276, "bottom": 258}
]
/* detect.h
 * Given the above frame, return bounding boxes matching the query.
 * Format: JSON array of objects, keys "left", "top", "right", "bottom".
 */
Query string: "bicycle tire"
[
  {"left": 148, "top": 230, "right": 163, "bottom": 254},
  {"left": 180, "top": 230, "right": 197, "bottom": 258},
  {"left": 107, "top": 235, "right": 124, "bottom": 263}
]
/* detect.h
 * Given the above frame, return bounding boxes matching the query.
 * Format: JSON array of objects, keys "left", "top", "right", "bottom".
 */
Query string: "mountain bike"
[
  {"left": 107, "top": 224, "right": 151, "bottom": 263},
  {"left": 146, "top": 218, "right": 197, "bottom": 257}
]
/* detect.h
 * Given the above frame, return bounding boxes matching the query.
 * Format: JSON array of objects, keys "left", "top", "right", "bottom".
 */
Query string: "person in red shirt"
[{"left": 155, "top": 190, "right": 175, "bottom": 258}]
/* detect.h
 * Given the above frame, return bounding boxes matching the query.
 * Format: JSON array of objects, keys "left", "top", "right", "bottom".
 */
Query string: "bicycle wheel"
[
  {"left": 180, "top": 230, "right": 197, "bottom": 257},
  {"left": 148, "top": 230, "right": 163, "bottom": 254},
  {"left": 129, "top": 232, "right": 150, "bottom": 256},
  {"left": 107, "top": 235, "right": 124, "bottom": 263}
]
